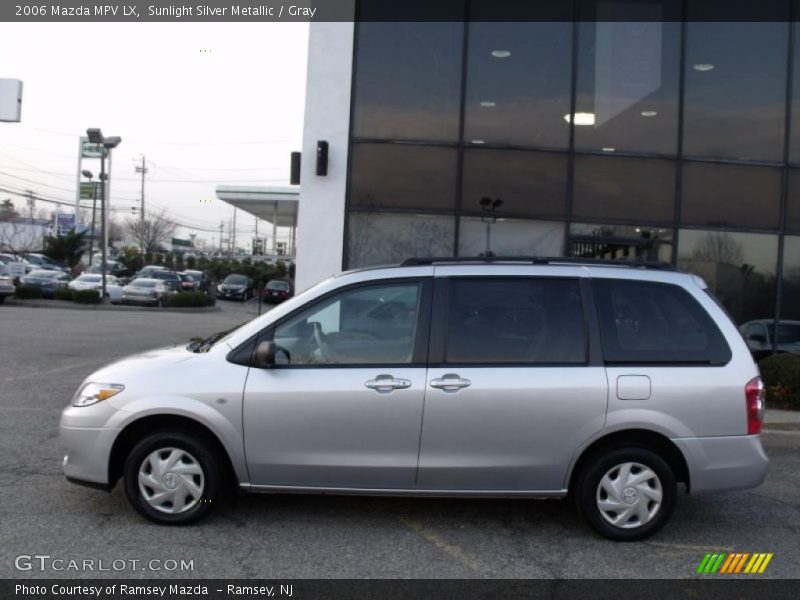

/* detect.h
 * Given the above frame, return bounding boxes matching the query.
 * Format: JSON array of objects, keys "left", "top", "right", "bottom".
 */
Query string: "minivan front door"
[
  {"left": 417, "top": 276, "right": 608, "bottom": 492},
  {"left": 242, "top": 279, "right": 431, "bottom": 489}
]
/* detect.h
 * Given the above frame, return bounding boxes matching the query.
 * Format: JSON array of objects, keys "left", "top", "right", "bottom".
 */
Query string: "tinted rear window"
[
  {"left": 267, "top": 280, "right": 290, "bottom": 290},
  {"left": 445, "top": 278, "right": 587, "bottom": 364},
  {"left": 594, "top": 279, "right": 731, "bottom": 365}
]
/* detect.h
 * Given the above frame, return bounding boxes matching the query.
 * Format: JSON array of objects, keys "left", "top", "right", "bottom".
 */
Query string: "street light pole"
[
  {"left": 135, "top": 155, "right": 147, "bottom": 257},
  {"left": 81, "top": 169, "right": 98, "bottom": 266}
]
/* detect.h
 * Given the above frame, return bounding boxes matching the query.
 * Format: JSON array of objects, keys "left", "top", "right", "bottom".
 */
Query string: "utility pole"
[
  {"left": 25, "top": 189, "right": 35, "bottom": 221},
  {"left": 134, "top": 155, "right": 147, "bottom": 256},
  {"left": 254, "top": 216, "right": 258, "bottom": 255},
  {"left": 218, "top": 221, "right": 224, "bottom": 255},
  {"left": 231, "top": 207, "right": 237, "bottom": 258}
]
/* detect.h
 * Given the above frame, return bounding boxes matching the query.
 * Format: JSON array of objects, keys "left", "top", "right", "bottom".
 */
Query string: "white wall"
[{"left": 295, "top": 18, "right": 355, "bottom": 292}]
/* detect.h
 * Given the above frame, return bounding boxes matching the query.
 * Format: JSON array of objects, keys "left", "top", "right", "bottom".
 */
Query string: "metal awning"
[{"left": 215, "top": 186, "right": 299, "bottom": 227}]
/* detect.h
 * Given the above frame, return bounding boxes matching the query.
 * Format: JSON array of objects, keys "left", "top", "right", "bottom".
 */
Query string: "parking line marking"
[
  {"left": 398, "top": 516, "right": 484, "bottom": 574},
  {"left": 4, "top": 359, "right": 102, "bottom": 382}
]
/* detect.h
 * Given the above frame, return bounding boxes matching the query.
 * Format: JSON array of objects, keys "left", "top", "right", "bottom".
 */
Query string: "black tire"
[
  {"left": 574, "top": 447, "right": 676, "bottom": 541},
  {"left": 123, "top": 430, "right": 223, "bottom": 525}
]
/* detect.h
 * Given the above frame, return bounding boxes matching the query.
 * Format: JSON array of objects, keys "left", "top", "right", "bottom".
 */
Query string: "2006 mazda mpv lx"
[{"left": 60, "top": 257, "right": 768, "bottom": 540}]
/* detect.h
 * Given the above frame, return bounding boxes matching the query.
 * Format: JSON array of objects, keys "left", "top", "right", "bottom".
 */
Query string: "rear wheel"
[
  {"left": 574, "top": 447, "right": 676, "bottom": 541},
  {"left": 123, "top": 431, "right": 223, "bottom": 525}
]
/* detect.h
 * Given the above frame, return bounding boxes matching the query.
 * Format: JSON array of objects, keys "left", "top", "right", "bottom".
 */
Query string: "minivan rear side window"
[
  {"left": 594, "top": 279, "right": 731, "bottom": 365},
  {"left": 444, "top": 278, "right": 587, "bottom": 364}
]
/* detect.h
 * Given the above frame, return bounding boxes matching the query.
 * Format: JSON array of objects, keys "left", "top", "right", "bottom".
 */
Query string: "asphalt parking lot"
[{"left": 1, "top": 301, "right": 799, "bottom": 579}]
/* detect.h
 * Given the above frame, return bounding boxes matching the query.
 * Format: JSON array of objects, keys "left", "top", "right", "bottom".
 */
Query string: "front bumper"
[
  {"left": 673, "top": 434, "right": 769, "bottom": 494},
  {"left": 60, "top": 404, "right": 120, "bottom": 488}
]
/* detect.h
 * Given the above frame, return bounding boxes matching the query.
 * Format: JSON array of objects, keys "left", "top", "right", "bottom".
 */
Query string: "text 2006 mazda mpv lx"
[{"left": 60, "top": 257, "right": 768, "bottom": 540}]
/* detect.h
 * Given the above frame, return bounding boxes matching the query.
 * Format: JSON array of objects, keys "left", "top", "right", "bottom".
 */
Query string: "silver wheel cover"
[
  {"left": 596, "top": 461, "right": 663, "bottom": 529},
  {"left": 138, "top": 447, "right": 205, "bottom": 514}
]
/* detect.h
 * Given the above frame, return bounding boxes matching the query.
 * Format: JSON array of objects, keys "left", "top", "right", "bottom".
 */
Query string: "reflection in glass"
[
  {"left": 464, "top": 16, "right": 572, "bottom": 148},
  {"left": 575, "top": 12, "right": 680, "bottom": 154},
  {"left": 681, "top": 163, "right": 781, "bottom": 230},
  {"left": 572, "top": 155, "right": 675, "bottom": 222},
  {"left": 349, "top": 144, "right": 458, "bottom": 211},
  {"left": 347, "top": 212, "right": 455, "bottom": 269},
  {"left": 570, "top": 223, "right": 673, "bottom": 262},
  {"left": 683, "top": 19, "right": 789, "bottom": 161},
  {"left": 458, "top": 217, "right": 564, "bottom": 257},
  {"left": 352, "top": 21, "right": 464, "bottom": 141},
  {"left": 677, "top": 229, "right": 778, "bottom": 325},
  {"left": 780, "top": 236, "right": 800, "bottom": 323},
  {"left": 786, "top": 169, "right": 800, "bottom": 232},
  {"left": 461, "top": 149, "right": 567, "bottom": 219}
]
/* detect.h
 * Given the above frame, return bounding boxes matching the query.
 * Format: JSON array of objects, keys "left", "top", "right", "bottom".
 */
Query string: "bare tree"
[
  {"left": 108, "top": 217, "right": 125, "bottom": 245},
  {"left": 691, "top": 231, "right": 745, "bottom": 266},
  {"left": 0, "top": 199, "right": 19, "bottom": 222},
  {"left": 126, "top": 210, "right": 177, "bottom": 255},
  {"left": 0, "top": 220, "right": 44, "bottom": 254}
]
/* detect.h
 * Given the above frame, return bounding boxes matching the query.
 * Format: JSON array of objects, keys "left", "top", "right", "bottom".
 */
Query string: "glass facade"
[{"left": 347, "top": 0, "right": 800, "bottom": 340}]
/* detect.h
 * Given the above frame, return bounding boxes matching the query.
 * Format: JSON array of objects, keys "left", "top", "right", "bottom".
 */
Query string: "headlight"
[{"left": 72, "top": 382, "right": 125, "bottom": 407}]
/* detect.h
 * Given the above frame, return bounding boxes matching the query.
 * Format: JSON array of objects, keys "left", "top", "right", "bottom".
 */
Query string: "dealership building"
[{"left": 294, "top": 0, "right": 800, "bottom": 340}]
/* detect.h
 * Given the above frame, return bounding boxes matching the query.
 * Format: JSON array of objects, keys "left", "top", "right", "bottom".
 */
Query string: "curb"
[{"left": 4, "top": 299, "right": 220, "bottom": 313}]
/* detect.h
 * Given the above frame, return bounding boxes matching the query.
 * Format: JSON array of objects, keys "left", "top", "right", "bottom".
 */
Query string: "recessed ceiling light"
[
  {"left": 641, "top": 110, "right": 658, "bottom": 117},
  {"left": 564, "top": 112, "right": 595, "bottom": 126},
  {"left": 471, "top": 140, "right": 486, "bottom": 144},
  {"left": 693, "top": 63, "right": 715, "bottom": 72},
  {"left": 602, "top": 147, "right": 616, "bottom": 152},
  {"left": 479, "top": 101, "right": 497, "bottom": 108},
  {"left": 491, "top": 50, "right": 511, "bottom": 58}
]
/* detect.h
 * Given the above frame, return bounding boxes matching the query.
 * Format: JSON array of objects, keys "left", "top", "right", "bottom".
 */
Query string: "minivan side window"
[
  {"left": 594, "top": 279, "right": 731, "bottom": 365},
  {"left": 272, "top": 282, "right": 422, "bottom": 365},
  {"left": 444, "top": 278, "right": 587, "bottom": 364}
]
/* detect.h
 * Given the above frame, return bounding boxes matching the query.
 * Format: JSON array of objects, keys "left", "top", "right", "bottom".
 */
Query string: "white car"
[{"left": 68, "top": 274, "right": 123, "bottom": 303}]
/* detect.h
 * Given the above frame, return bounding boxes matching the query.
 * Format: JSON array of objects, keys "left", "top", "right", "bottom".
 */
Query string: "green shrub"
[
  {"left": 164, "top": 292, "right": 215, "bottom": 308},
  {"left": 53, "top": 287, "right": 74, "bottom": 301},
  {"left": 759, "top": 353, "right": 800, "bottom": 410},
  {"left": 14, "top": 285, "right": 43, "bottom": 300},
  {"left": 72, "top": 289, "right": 101, "bottom": 304}
]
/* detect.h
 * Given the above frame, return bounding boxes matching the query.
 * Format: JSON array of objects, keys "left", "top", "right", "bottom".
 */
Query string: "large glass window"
[
  {"left": 574, "top": 1, "right": 681, "bottom": 155},
  {"left": 594, "top": 279, "right": 731, "bottom": 365},
  {"left": 464, "top": 1, "right": 572, "bottom": 148},
  {"left": 445, "top": 278, "right": 586, "bottom": 364},
  {"left": 683, "top": 16, "right": 789, "bottom": 161},
  {"left": 786, "top": 169, "right": 800, "bottom": 232},
  {"left": 572, "top": 155, "right": 675, "bottom": 223},
  {"left": 347, "top": 212, "right": 455, "bottom": 269},
  {"left": 677, "top": 229, "right": 778, "bottom": 326},
  {"left": 680, "top": 163, "right": 782, "bottom": 230},
  {"left": 352, "top": 14, "right": 464, "bottom": 141},
  {"left": 780, "top": 236, "right": 800, "bottom": 323},
  {"left": 349, "top": 143, "right": 458, "bottom": 212},
  {"left": 458, "top": 217, "right": 564, "bottom": 257},
  {"left": 273, "top": 282, "right": 422, "bottom": 366},
  {"left": 570, "top": 223, "right": 673, "bottom": 263},
  {"left": 461, "top": 149, "right": 567, "bottom": 219}
]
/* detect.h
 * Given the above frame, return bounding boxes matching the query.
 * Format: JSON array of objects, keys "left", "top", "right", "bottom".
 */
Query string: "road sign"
[
  {"left": 56, "top": 213, "right": 75, "bottom": 234},
  {"left": 79, "top": 181, "right": 100, "bottom": 199},
  {"left": 81, "top": 139, "right": 107, "bottom": 158}
]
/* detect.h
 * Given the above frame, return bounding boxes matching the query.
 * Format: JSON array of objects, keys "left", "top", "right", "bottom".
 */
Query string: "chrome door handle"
[
  {"left": 365, "top": 374, "right": 412, "bottom": 393},
  {"left": 430, "top": 374, "right": 471, "bottom": 392}
]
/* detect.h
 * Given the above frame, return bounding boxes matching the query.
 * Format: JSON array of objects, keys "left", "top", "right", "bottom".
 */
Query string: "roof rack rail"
[{"left": 399, "top": 256, "right": 675, "bottom": 270}]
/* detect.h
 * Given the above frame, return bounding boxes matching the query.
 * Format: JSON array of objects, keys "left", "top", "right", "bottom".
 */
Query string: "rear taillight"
[{"left": 745, "top": 376, "right": 765, "bottom": 435}]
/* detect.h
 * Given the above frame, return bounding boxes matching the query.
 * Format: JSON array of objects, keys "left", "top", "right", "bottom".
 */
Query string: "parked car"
[
  {"left": 149, "top": 270, "right": 183, "bottom": 292},
  {"left": 60, "top": 258, "right": 768, "bottom": 540},
  {"left": 0, "top": 253, "right": 32, "bottom": 274},
  {"left": 180, "top": 270, "right": 211, "bottom": 293},
  {"left": 20, "top": 269, "right": 71, "bottom": 298},
  {"left": 68, "top": 274, "right": 124, "bottom": 303},
  {"left": 177, "top": 273, "right": 197, "bottom": 291},
  {"left": 120, "top": 278, "right": 174, "bottom": 307},
  {"left": 86, "top": 260, "right": 131, "bottom": 280},
  {"left": 262, "top": 279, "right": 293, "bottom": 303},
  {"left": 133, "top": 265, "right": 167, "bottom": 279},
  {"left": 0, "top": 264, "right": 15, "bottom": 303},
  {"left": 22, "top": 253, "right": 70, "bottom": 273},
  {"left": 740, "top": 319, "right": 800, "bottom": 360},
  {"left": 217, "top": 273, "right": 255, "bottom": 300}
]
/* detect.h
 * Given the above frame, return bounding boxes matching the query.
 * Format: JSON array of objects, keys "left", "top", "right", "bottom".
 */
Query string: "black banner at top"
[{"left": 2, "top": 0, "right": 800, "bottom": 23}]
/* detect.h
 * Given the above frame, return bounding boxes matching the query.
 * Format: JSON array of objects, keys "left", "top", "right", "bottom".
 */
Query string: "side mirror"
[
  {"left": 748, "top": 334, "right": 766, "bottom": 346},
  {"left": 254, "top": 340, "right": 276, "bottom": 367}
]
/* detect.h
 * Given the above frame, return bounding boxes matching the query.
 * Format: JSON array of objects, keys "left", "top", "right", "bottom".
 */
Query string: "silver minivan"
[{"left": 60, "top": 258, "right": 768, "bottom": 540}]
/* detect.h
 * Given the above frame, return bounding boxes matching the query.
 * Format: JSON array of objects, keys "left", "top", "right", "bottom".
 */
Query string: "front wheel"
[
  {"left": 574, "top": 447, "right": 676, "bottom": 541},
  {"left": 123, "top": 431, "right": 223, "bottom": 525}
]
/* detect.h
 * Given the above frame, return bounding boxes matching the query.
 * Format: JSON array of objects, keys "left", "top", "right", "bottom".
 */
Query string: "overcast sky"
[{"left": 0, "top": 22, "right": 309, "bottom": 249}]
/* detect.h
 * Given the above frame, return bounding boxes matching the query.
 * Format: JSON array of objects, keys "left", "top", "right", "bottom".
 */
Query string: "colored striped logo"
[{"left": 696, "top": 552, "right": 773, "bottom": 574}]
